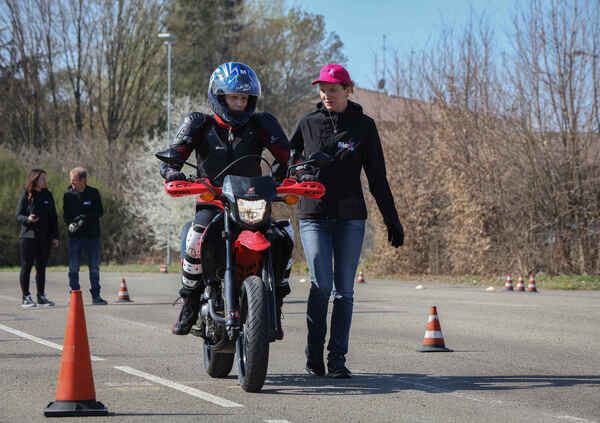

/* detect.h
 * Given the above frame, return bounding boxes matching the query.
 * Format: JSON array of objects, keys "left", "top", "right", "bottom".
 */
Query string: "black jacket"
[
  {"left": 16, "top": 189, "right": 59, "bottom": 240},
  {"left": 290, "top": 101, "right": 401, "bottom": 228},
  {"left": 63, "top": 185, "right": 104, "bottom": 238},
  {"left": 160, "top": 112, "right": 291, "bottom": 184}
]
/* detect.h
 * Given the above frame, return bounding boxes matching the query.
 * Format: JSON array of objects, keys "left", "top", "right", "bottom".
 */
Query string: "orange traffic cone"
[
  {"left": 418, "top": 306, "right": 452, "bottom": 352},
  {"left": 356, "top": 270, "right": 366, "bottom": 284},
  {"left": 116, "top": 278, "right": 133, "bottom": 302},
  {"left": 515, "top": 274, "right": 525, "bottom": 291},
  {"left": 44, "top": 290, "right": 108, "bottom": 416},
  {"left": 159, "top": 263, "right": 168, "bottom": 273},
  {"left": 504, "top": 274, "right": 514, "bottom": 291},
  {"left": 527, "top": 274, "right": 538, "bottom": 292}
]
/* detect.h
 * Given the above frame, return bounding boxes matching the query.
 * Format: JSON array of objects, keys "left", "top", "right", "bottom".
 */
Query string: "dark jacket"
[
  {"left": 160, "top": 112, "right": 290, "bottom": 184},
  {"left": 16, "top": 189, "right": 59, "bottom": 240},
  {"left": 290, "top": 100, "right": 401, "bottom": 228},
  {"left": 63, "top": 185, "right": 103, "bottom": 238}
]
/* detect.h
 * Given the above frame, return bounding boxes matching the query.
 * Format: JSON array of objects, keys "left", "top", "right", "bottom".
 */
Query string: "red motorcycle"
[{"left": 156, "top": 151, "right": 327, "bottom": 392}]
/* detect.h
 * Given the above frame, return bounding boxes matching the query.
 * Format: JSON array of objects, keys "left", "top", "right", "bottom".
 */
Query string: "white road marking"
[
  {"left": 0, "top": 323, "right": 247, "bottom": 409},
  {"left": 114, "top": 366, "right": 243, "bottom": 408},
  {"left": 265, "top": 420, "right": 291, "bottom": 423},
  {"left": 0, "top": 323, "right": 105, "bottom": 361},
  {"left": 555, "top": 416, "right": 598, "bottom": 423}
]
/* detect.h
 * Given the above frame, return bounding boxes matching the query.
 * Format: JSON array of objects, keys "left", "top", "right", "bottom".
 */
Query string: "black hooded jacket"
[
  {"left": 16, "top": 188, "right": 59, "bottom": 240},
  {"left": 290, "top": 100, "right": 401, "bottom": 228}
]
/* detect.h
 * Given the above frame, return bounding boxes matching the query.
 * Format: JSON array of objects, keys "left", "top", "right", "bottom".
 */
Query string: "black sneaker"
[
  {"left": 92, "top": 296, "right": 108, "bottom": 305},
  {"left": 305, "top": 358, "right": 326, "bottom": 376},
  {"left": 327, "top": 364, "right": 352, "bottom": 379},
  {"left": 172, "top": 294, "right": 200, "bottom": 335},
  {"left": 22, "top": 295, "right": 38, "bottom": 309},
  {"left": 37, "top": 294, "right": 55, "bottom": 307}
]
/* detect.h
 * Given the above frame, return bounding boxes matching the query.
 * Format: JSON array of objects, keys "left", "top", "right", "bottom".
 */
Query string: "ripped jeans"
[{"left": 299, "top": 219, "right": 365, "bottom": 367}]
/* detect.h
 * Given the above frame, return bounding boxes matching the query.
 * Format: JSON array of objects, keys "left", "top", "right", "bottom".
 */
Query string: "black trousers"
[{"left": 19, "top": 238, "right": 51, "bottom": 299}]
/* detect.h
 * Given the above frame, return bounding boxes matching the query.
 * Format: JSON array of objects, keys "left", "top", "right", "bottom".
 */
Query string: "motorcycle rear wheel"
[
  {"left": 236, "top": 275, "right": 269, "bottom": 392},
  {"left": 203, "top": 341, "right": 234, "bottom": 378}
]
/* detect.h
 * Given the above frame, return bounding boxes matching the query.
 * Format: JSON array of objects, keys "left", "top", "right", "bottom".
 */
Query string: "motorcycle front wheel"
[{"left": 236, "top": 275, "right": 269, "bottom": 392}]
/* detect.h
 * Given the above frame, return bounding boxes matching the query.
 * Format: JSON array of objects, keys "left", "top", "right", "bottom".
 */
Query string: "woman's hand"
[
  {"left": 52, "top": 239, "right": 59, "bottom": 248},
  {"left": 27, "top": 214, "right": 39, "bottom": 223}
]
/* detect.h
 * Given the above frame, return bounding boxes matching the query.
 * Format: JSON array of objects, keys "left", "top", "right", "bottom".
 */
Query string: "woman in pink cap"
[{"left": 290, "top": 64, "right": 404, "bottom": 378}]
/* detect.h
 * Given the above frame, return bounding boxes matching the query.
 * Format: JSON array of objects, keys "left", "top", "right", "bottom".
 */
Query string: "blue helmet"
[{"left": 208, "top": 62, "right": 261, "bottom": 127}]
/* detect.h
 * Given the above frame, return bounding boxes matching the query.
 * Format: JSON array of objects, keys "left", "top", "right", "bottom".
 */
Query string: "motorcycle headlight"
[{"left": 236, "top": 199, "right": 267, "bottom": 225}]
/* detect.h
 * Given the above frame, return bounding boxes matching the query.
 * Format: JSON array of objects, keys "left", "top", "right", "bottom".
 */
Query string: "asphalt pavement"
[{"left": 1, "top": 271, "right": 599, "bottom": 423}]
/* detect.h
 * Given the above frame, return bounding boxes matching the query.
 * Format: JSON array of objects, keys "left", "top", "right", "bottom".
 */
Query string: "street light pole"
[{"left": 158, "top": 32, "right": 176, "bottom": 266}]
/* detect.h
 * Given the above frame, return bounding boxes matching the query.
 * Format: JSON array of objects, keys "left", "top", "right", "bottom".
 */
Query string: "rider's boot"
[{"left": 172, "top": 289, "right": 201, "bottom": 335}]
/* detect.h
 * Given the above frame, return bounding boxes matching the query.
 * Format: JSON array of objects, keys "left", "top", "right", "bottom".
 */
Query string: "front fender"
[{"left": 235, "top": 230, "right": 270, "bottom": 251}]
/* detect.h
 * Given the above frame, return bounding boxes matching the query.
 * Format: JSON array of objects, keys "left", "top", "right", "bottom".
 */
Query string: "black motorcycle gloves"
[
  {"left": 165, "top": 169, "right": 186, "bottom": 182},
  {"left": 387, "top": 221, "right": 404, "bottom": 248}
]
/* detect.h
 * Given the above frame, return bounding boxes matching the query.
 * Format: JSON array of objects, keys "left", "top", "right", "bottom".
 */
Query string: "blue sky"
[{"left": 294, "top": 0, "right": 516, "bottom": 89}]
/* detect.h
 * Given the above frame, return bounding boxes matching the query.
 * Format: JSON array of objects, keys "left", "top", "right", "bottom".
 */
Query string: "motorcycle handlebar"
[{"left": 164, "top": 177, "right": 325, "bottom": 199}]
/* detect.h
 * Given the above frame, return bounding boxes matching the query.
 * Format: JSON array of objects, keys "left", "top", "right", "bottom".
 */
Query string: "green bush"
[{"left": 0, "top": 148, "right": 142, "bottom": 266}]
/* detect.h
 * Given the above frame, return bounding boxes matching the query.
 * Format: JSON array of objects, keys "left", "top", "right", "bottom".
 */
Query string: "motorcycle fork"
[
  {"left": 262, "top": 247, "right": 280, "bottom": 342},
  {"left": 223, "top": 207, "right": 241, "bottom": 339}
]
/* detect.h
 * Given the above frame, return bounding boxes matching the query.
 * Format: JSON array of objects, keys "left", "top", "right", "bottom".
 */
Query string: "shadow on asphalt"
[
  {"left": 261, "top": 373, "right": 600, "bottom": 395},
  {"left": 110, "top": 412, "right": 228, "bottom": 417}
]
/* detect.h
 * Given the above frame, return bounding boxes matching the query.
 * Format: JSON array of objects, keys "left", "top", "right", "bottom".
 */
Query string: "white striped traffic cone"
[
  {"left": 504, "top": 274, "right": 514, "bottom": 291},
  {"left": 527, "top": 274, "right": 538, "bottom": 292},
  {"left": 515, "top": 274, "right": 525, "bottom": 291},
  {"left": 418, "top": 306, "right": 452, "bottom": 352},
  {"left": 356, "top": 270, "right": 366, "bottom": 284},
  {"left": 116, "top": 279, "right": 133, "bottom": 302}
]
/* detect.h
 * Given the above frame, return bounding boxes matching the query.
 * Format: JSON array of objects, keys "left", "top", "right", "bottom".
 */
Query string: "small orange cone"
[
  {"left": 44, "top": 290, "right": 108, "bottom": 416},
  {"left": 515, "top": 274, "right": 525, "bottom": 291},
  {"left": 504, "top": 274, "right": 514, "bottom": 291},
  {"left": 116, "top": 278, "right": 133, "bottom": 302},
  {"left": 356, "top": 270, "right": 366, "bottom": 284},
  {"left": 527, "top": 274, "right": 538, "bottom": 292},
  {"left": 418, "top": 306, "right": 452, "bottom": 352},
  {"left": 160, "top": 263, "right": 168, "bottom": 273}
]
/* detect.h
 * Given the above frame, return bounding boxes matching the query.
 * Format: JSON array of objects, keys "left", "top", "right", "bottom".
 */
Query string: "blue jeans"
[
  {"left": 68, "top": 238, "right": 101, "bottom": 297},
  {"left": 299, "top": 219, "right": 365, "bottom": 367}
]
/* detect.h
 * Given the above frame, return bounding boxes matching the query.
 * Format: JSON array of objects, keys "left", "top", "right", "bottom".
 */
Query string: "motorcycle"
[{"left": 155, "top": 150, "right": 327, "bottom": 392}]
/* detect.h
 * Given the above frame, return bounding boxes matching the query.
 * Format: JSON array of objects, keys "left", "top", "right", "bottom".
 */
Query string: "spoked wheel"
[
  {"left": 203, "top": 341, "right": 234, "bottom": 378},
  {"left": 236, "top": 275, "right": 270, "bottom": 392}
]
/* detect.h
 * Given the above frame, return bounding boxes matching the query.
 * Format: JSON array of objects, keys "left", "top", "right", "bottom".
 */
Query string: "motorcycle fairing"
[{"left": 221, "top": 175, "right": 277, "bottom": 203}]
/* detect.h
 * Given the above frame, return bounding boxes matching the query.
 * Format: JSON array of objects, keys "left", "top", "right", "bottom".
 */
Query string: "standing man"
[{"left": 63, "top": 167, "right": 107, "bottom": 305}]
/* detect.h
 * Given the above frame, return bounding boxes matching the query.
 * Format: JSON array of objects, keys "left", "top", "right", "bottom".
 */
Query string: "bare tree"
[
  {"left": 509, "top": 0, "right": 600, "bottom": 273},
  {"left": 93, "top": 0, "right": 165, "bottom": 180}
]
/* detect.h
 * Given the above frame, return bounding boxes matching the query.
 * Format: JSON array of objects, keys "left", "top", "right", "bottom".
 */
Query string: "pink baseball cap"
[{"left": 312, "top": 64, "right": 353, "bottom": 86}]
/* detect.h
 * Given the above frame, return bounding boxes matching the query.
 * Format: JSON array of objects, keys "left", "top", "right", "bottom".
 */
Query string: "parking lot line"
[
  {"left": 0, "top": 323, "right": 105, "bottom": 361},
  {"left": 114, "top": 365, "right": 244, "bottom": 408}
]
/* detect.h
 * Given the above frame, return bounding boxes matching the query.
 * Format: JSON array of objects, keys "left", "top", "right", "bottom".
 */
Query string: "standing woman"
[
  {"left": 290, "top": 64, "right": 404, "bottom": 378},
  {"left": 16, "top": 169, "right": 59, "bottom": 308}
]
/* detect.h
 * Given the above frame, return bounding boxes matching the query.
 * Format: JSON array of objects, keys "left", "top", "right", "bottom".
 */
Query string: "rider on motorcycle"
[{"left": 160, "top": 62, "right": 293, "bottom": 335}]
